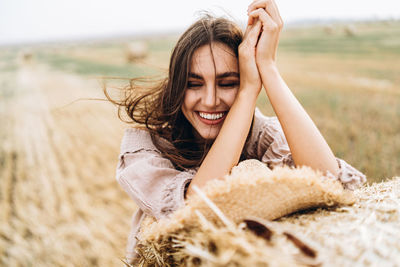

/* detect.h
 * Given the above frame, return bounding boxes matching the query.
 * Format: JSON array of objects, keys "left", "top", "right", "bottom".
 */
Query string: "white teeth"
[{"left": 199, "top": 112, "right": 225, "bottom": 120}]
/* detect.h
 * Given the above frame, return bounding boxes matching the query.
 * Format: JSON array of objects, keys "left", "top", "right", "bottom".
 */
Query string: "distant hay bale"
[
  {"left": 125, "top": 41, "right": 148, "bottom": 63},
  {"left": 323, "top": 25, "right": 334, "bottom": 35},
  {"left": 131, "top": 160, "right": 383, "bottom": 267},
  {"left": 344, "top": 24, "right": 357, "bottom": 37},
  {"left": 17, "top": 50, "right": 34, "bottom": 65}
]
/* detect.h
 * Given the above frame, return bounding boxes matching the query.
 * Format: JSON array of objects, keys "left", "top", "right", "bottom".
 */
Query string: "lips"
[{"left": 196, "top": 111, "right": 227, "bottom": 125}]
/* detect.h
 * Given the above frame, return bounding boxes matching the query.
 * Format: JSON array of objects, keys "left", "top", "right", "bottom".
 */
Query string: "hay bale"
[
  {"left": 344, "top": 25, "right": 357, "bottom": 37},
  {"left": 141, "top": 160, "right": 354, "bottom": 239},
  {"left": 134, "top": 160, "right": 363, "bottom": 266},
  {"left": 273, "top": 176, "right": 400, "bottom": 266},
  {"left": 323, "top": 25, "right": 334, "bottom": 35},
  {"left": 125, "top": 41, "right": 148, "bottom": 63},
  {"left": 133, "top": 173, "right": 400, "bottom": 266},
  {"left": 17, "top": 50, "right": 34, "bottom": 65}
]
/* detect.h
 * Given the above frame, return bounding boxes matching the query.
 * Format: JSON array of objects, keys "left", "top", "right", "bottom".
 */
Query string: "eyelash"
[
  {"left": 187, "top": 82, "right": 201, "bottom": 88},
  {"left": 187, "top": 82, "right": 239, "bottom": 89}
]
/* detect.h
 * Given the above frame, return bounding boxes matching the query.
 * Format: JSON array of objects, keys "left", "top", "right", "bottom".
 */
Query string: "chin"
[
  {"left": 202, "top": 135, "right": 217, "bottom": 141},
  {"left": 198, "top": 129, "right": 220, "bottom": 140}
]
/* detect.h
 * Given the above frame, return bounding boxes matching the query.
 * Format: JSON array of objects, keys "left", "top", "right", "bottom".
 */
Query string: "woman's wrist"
[
  {"left": 258, "top": 63, "right": 283, "bottom": 92},
  {"left": 258, "top": 61, "right": 279, "bottom": 77},
  {"left": 238, "top": 84, "right": 260, "bottom": 102}
]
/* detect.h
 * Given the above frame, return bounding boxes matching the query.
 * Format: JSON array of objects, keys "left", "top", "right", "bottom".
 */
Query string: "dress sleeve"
[
  {"left": 257, "top": 116, "right": 367, "bottom": 190},
  {"left": 116, "top": 129, "right": 195, "bottom": 220},
  {"left": 256, "top": 116, "right": 295, "bottom": 169}
]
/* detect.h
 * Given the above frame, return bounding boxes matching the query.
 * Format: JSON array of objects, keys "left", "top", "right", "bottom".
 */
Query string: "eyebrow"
[{"left": 188, "top": 72, "right": 239, "bottom": 80}]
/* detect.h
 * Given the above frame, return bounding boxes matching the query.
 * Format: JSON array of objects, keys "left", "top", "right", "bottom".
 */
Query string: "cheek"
[{"left": 182, "top": 90, "right": 196, "bottom": 113}]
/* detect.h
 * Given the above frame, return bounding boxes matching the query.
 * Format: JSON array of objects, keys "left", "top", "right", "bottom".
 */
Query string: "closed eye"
[
  {"left": 218, "top": 81, "right": 239, "bottom": 88},
  {"left": 187, "top": 82, "right": 202, "bottom": 89}
]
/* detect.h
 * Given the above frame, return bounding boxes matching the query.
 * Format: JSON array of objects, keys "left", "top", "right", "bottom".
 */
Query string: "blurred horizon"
[
  {"left": 1, "top": 17, "right": 399, "bottom": 48},
  {"left": 1, "top": 0, "right": 400, "bottom": 46}
]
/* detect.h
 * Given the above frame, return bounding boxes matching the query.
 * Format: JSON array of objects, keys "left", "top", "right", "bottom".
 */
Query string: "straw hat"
[{"left": 140, "top": 159, "right": 355, "bottom": 240}]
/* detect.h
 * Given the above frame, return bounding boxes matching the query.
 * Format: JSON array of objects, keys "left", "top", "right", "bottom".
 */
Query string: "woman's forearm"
[
  {"left": 186, "top": 90, "right": 258, "bottom": 197},
  {"left": 260, "top": 64, "right": 339, "bottom": 176},
  {"left": 185, "top": 8, "right": 264, "bottom": 198}
]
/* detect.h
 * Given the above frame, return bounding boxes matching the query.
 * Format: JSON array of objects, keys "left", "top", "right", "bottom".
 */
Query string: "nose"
[{"left": 202, "top": 82, "right": 220, "bottom": 108}]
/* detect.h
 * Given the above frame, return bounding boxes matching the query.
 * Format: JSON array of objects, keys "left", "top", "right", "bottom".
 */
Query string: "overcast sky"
[{"left": 1, "top": 0, "right": 399, "bottom": 45}]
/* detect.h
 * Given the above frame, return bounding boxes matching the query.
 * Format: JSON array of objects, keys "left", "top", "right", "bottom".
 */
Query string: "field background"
[{"left": 1, "top": 20, "right": 399, "bottom": 266}]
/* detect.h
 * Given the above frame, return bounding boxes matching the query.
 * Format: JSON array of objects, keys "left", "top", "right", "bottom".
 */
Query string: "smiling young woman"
[{"left": 106, "top": 0, "right": 366, "bottom": 264}]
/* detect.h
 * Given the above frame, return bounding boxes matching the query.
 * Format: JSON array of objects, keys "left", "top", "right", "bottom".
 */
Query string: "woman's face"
[{"left": 181, "top": 42, "right": 239, "bottom": 140}]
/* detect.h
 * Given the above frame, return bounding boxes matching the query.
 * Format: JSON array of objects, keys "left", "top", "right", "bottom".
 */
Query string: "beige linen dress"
[{"left": 116, "top": 108, "right": 367, "bottom": 264}]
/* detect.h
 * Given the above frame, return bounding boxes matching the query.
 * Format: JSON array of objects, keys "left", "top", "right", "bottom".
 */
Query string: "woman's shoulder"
[{"left": 120, "top": 127, "right": 160, "bottom": 155}]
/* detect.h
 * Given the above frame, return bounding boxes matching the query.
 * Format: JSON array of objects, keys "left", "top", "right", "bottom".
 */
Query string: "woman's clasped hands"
[{"left": 238, "top": 0, "right": 283, "bottom": 96}]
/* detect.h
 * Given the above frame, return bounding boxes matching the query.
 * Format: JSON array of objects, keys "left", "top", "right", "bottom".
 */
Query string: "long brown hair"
[{"left": 106, "top": 15, "right": 244, "bottom": 170}]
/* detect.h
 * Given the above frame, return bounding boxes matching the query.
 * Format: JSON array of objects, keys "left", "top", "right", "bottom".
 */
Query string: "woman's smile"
[{"left": 196, "top": 111, "right": 228, "bottom": 125}]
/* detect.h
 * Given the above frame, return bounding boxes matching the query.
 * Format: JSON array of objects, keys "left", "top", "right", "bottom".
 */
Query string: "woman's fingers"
[
  {"left": 270, "top": 0, "right": 283, "bottom": 24},
  {"left": 240, "top": 19, "right": 262, "bottom": 62},
  {"left": 238, "top": 19, "right": 262, "bottom": 93},
  {"left": 248, "top": 20, "right": 262, "bottom": 46},
  {"left": 247, "top": 0, "right": 283, "bottom": 27},
  {"left": 248, "top": 8, "right": 280, "bottom": 32},
  {"left": 243, "top": 19, "right": 262, "bottom": 47},
  {"left": 244, "top": 18, "right": 261, "bottom": 38},
  {"left": 248, "top": 8, "right": 281, "bottom": 63}
]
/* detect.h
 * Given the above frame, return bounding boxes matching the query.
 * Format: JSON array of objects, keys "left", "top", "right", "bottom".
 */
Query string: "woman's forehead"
[{"left": 190, "top": 43, "right": 238, "bottom": 78}]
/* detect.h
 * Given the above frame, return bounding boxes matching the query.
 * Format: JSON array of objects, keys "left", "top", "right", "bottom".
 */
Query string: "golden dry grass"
[{"left": 0, "top": 63, "right": 133, "bottom": 266}]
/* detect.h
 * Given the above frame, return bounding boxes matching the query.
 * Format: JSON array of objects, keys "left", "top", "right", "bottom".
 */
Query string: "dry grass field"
[{"left": 0, "top": 20, "right": 399, "bottom": 266}]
